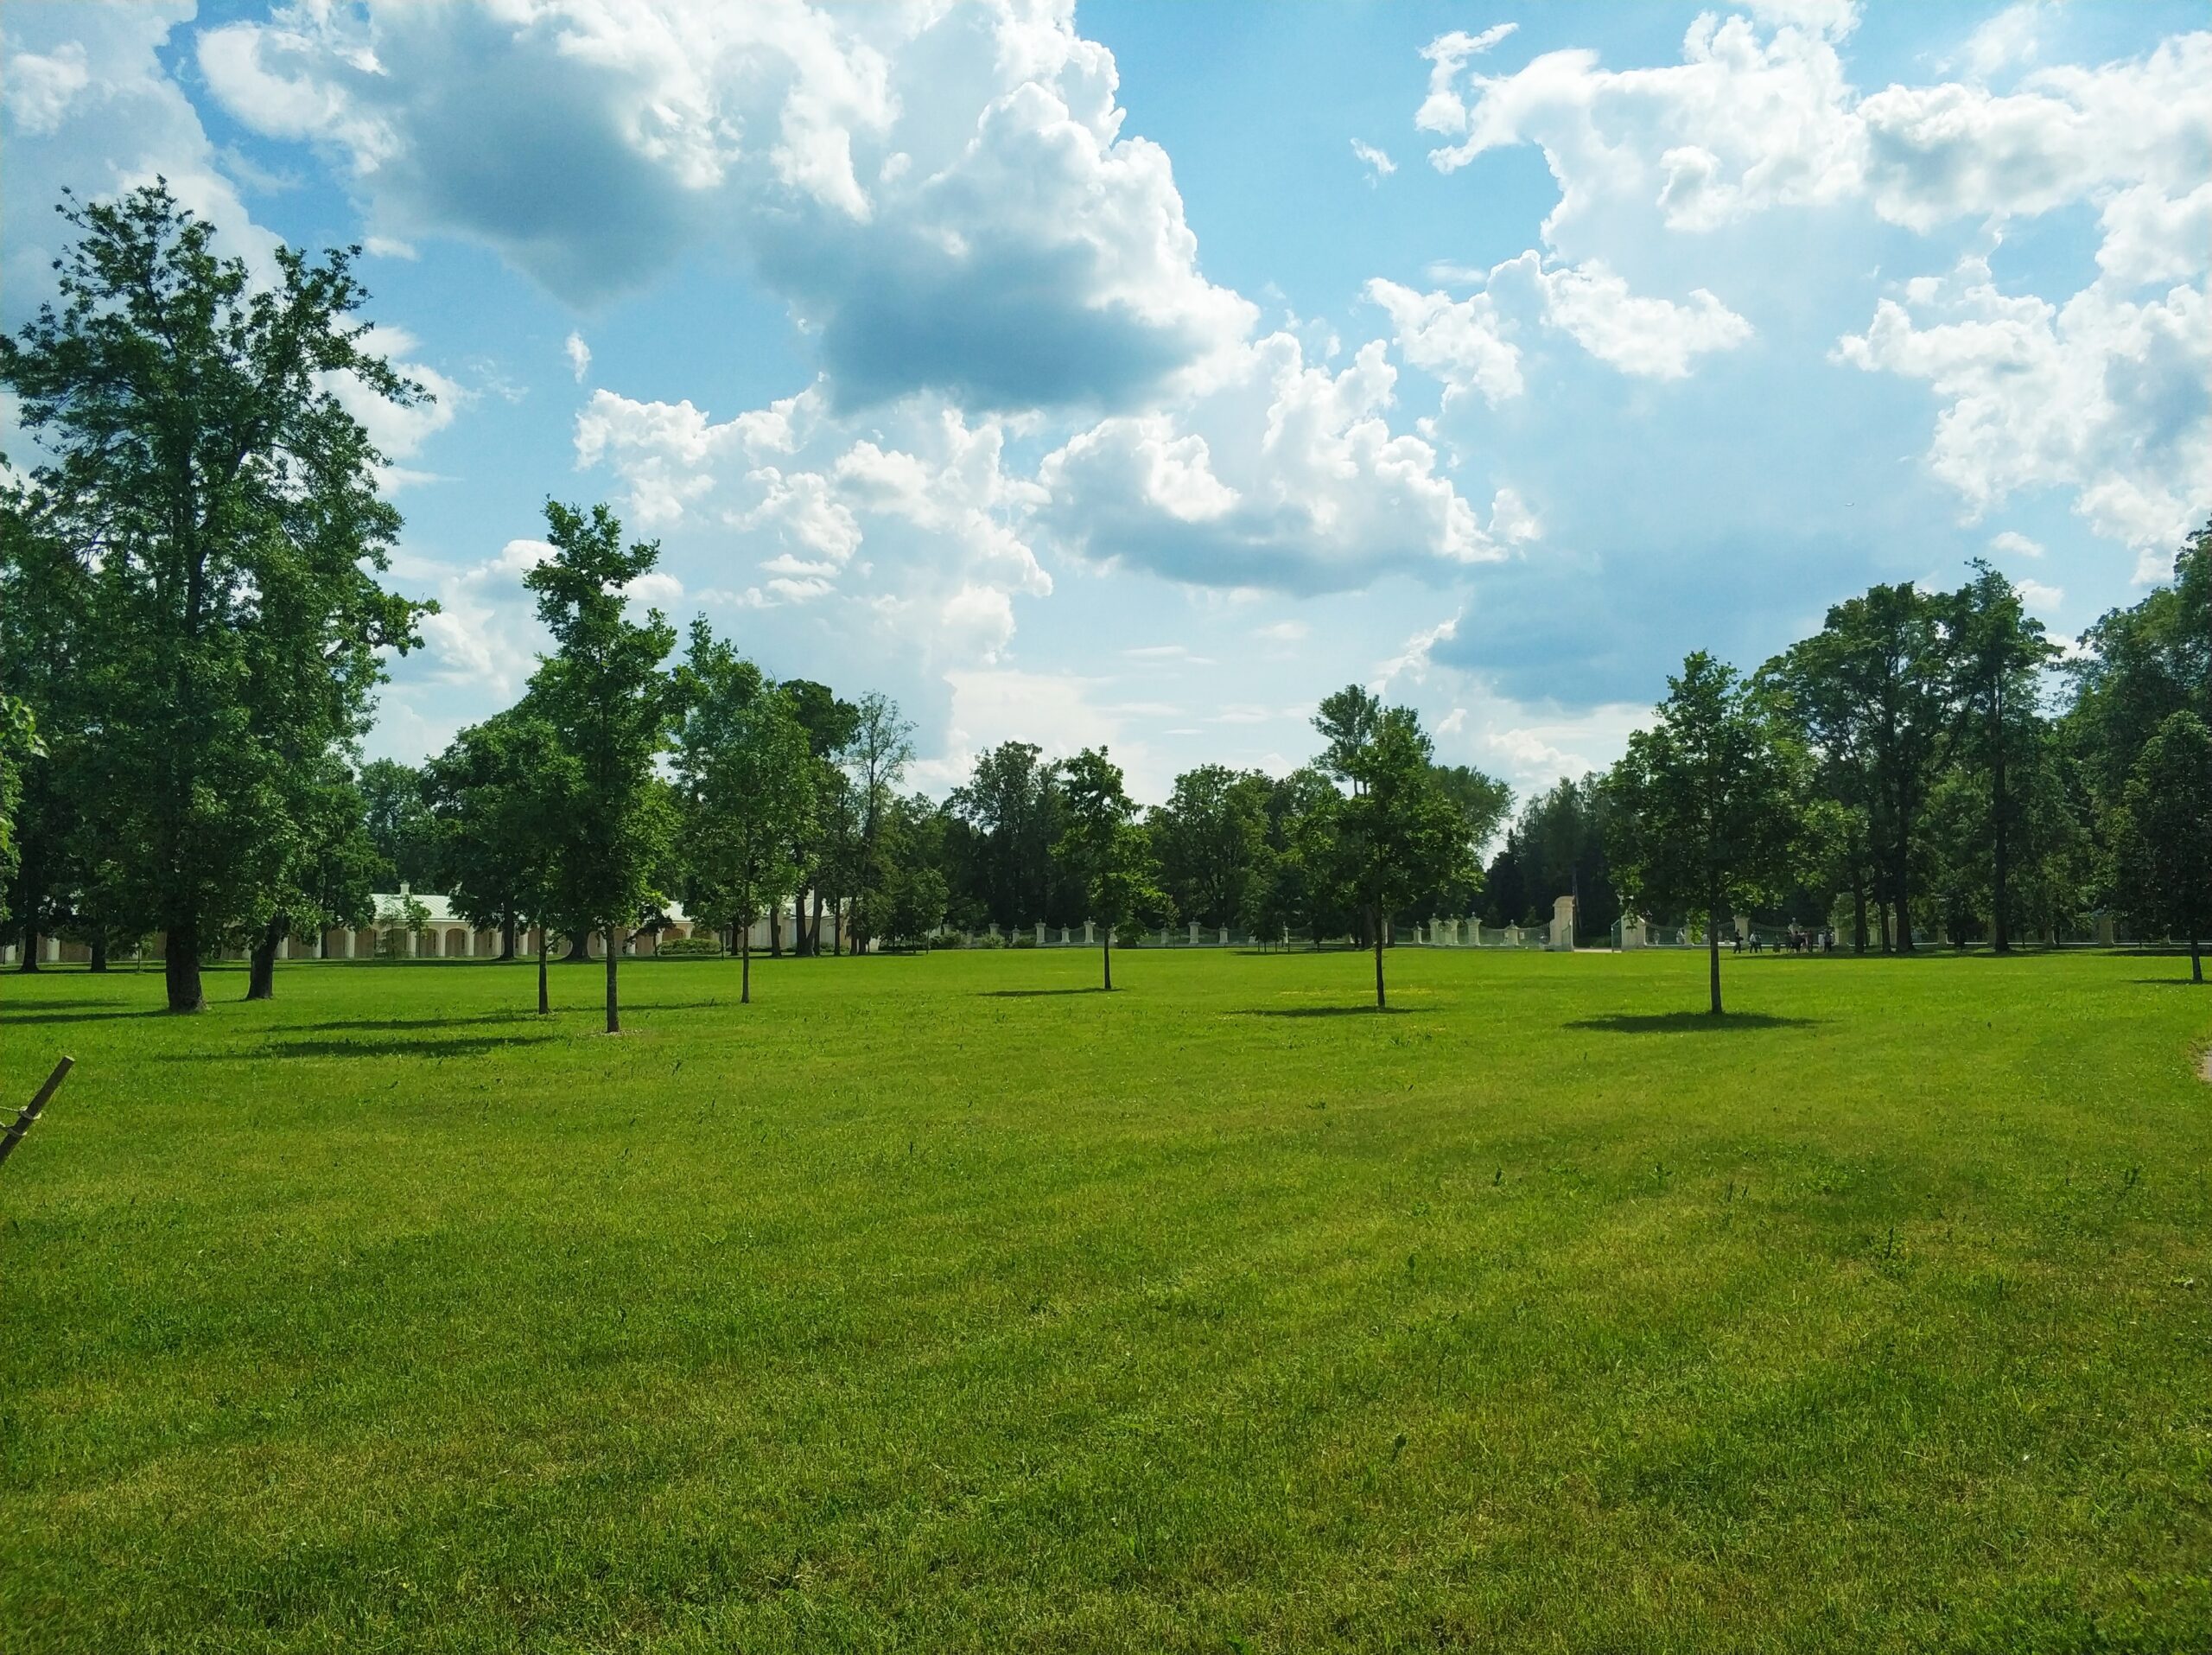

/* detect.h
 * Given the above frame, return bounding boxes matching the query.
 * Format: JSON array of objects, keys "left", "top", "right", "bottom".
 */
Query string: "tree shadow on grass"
[
  {"left": 979, "top": 987, "right": 1109, "bottom": 998},
  {"left": 1236, "top": 1005, "right": 1409, "bottom": 1019},
  {"left": 2133, "top": 978, "right": 2208, "bottom": 987},
  {"left": 289, "top": 1014, "right": 541, "bottom": 1033},
  {"left": 1567, "top": 1012, "right": 1820, "bottom": 1034},
  {"left": 168, "top": 1034, "right": 558, "bottom": 1061},
  {"left": 0, "top": 1007, "right": 170, "bottom": 1027}
]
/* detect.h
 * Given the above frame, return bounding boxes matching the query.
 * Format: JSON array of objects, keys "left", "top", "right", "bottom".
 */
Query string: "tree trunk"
[
  {"left": 1102, "top": 934, "right": 1112, "bottom": 992},
  {"left": 741, "top": 926, "right": 752, "bottom": 1003},
  {"left": 537, "top": 930, "right": 550, "bottom": 1015},
  {"left": 768, "top": 901, "right": 783, "bottom": 958},
  {"left": 1893, "top": 824, "right": 1915, "bottom": 952},
  {"left": 2192, "top": 937, "right": 2202, "bottom": 984},
  {"left": 18, "top": 924, "right": 38, "bottom": 973},
  {"left": 565, "top": 929, "right": 594, "bottom": 963},
  {"left": 1990, "top": 727, "right": 2011, "bottom": 953},
  {"left": 165, "top": 920, "right": 205, "bottom": 1012},
  {"left": 1853, "top": 880, "right": 1867, "bottom": 956},
  {"left": 500, "top": 913, "right": 518, "bottom": 962},
  {"left": 810, "top": 889, "right": 824, "bottom": 956},
  {"left": 89, "top": 936, "right": 109, "bottom": 974},
  {"left": 1708, "top": 904, "right": 1724, "bottom": 1015},
  {"left": 245, "top": 914, "right": 287, "bottom": 1001},
  {"left": 1373, "top": 918, "right": 1386, "bottom": 1010},
  {"left": 605, "top": 926, "right": 620, "bottom": 1034}
]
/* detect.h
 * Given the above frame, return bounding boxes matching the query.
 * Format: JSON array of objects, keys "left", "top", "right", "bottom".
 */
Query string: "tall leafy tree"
[
  {"left": 1058, "top": 747, "right": 1167, "bottom": 991},
  {"left": 859, "top": 793, "right": 949, "bottom": 950},
  {"left": 1325, "top": 698, "right": 1472, "bottom": 1009},
  {"left": 1606, "top": 652, "right": 1803, "bottom": 1015},
  {"left": 1764, "top": 584, "right": 1947, "bottom": 951},
  {"left": 2069, "top": 524, "right": 2211, "bottom": 788},
  {"left": 841, "top": 691, "right": 915, "bottom": 954},
  {"left": 524, "top": 500, "right": 677, "bottom": 1034},
  {"left": 2110, "top": 711, "right": 2212, "bottom": 983},
  {"left": 950, "top": 742, "right": 1067, "bottom": 932},
  {"left": 0, "top": 695, "right": 43, "bottom": 921},
  {"left": 1942, "top": 561, "right": 2056, "bottom": 952},
  {"left": 1313, "top": 684, "right": 1382, "bottom": 786},
  {"left": 1243, "top": 767, "right": 1351, "bottom": 949},
  {"left": 0, "top": 182, "right": 429, "bottom": 1009},
  {"left": 1152, "top": 764, "right": 1272, "bottom": 929},
  {"left": 0, "top": 492, "right": 89, "bottom": 971},
  {"left": 781, "top": 678, "right": 858, "bottom": 954},
  {"left": 242, "top": 755, "right": 383, "bottom": 998},
  {"left": 426, "top": 708, "right": 566, "bottom": 975},
  {"left": 360, "top": 759, "right": 444, "bottom": 890},
  {"left": 671, "top": 622, "right": 814, "bottom": 1004}
]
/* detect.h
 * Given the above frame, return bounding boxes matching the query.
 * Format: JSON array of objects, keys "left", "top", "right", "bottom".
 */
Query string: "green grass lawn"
[{"left": 3, "top": 945, "right": 2209, "bottom": 1652}]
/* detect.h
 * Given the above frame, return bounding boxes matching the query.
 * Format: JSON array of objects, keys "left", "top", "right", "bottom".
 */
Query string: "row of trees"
[
  {"left": 1604, "top": 538, "right": 2211, "bottom": 1009},
  {"left": 2, "top": 187, "right": 2204, "bottom": 1024}
]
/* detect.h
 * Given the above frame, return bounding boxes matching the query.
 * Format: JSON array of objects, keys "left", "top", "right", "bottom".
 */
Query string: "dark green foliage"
[
  {"left": 669, "top": 621, "right": 813, "bottom": 1004},
  {"left": 1325, "top": 695, "right": 1475, "bottom": 1008},
  {"left": 1607, "top": 652, "right": 1803, "bottom": 1013},
  {"left": 360, "top": 758, "right": 446, "bottom": 890},
  {"left": 1057, "top": 746, "right": 1169, "bottom": 990},
  {"left": 2109, "top": 710, "right": 2212, "bottom": 981},
  {"left": 0, "top": 182, "right": 429, "bottom": 1009},
  {"left": 1150, "top": 763, "right": 1272, "bottom": 929}
]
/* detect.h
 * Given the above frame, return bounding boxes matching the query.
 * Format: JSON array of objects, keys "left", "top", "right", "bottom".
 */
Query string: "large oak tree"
[{"left": 0, "top": 183, "right": 429, "bottom": 1009}]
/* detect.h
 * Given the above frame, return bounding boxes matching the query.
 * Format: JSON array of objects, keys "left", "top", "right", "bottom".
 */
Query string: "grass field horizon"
[{"left": 4, "top": 947, "right": 2209, "bottom": 1652}]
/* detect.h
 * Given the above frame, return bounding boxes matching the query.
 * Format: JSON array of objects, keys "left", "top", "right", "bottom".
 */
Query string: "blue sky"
[{"left": 4, "top": 0, "right": 2206, "bottom": 802}]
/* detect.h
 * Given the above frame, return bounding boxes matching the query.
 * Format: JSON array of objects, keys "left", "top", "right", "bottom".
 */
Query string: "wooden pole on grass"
[{"left": 0, "top": 1057, "right": 74, "bottom": 1174}]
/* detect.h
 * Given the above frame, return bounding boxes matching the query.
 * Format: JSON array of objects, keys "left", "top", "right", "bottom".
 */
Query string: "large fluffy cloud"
[
  {"left": 1367, "top": 252, "right": 1751, "bottom": 405},
  {"left": 1410, "top": 5, "right": 2212, "bottom": 570},
  {"left": 2, "top": 3, "right": 276, "bottom": 322},
  {"left": 1037, "top": 333, "right": 1510, "bottom": 594},
  {"left": 570, "top": 379, "right": 1050, "bottom": 664},
  {"left": 197, "top": 0, "right": 1255, "bottom": 412},
  {"left": 1835, "top": 261, "right": 2209, "bottom": 576}
]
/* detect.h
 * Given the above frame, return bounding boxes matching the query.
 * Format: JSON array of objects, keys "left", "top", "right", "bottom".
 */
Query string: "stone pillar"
[
  {"left": 1160, "top": 924, "right": 1171, "bottom": 947},
  {"left": 1550, "top": 894, "right": 1577, "bottom": 951},
  {"left": 1735, "top": 913, "right": 1751, "bottom": 945},
  {"left": 1620, "top": 913, "right": 1644, "bottom": 950},
  {"left": 1218, "top": 926, "right": 1230, "bottom": 946},
  {"left": 342, "top": 930, "right": 357, "bottom": 959},
  {"left": 1084, "top": 920, "right": 1095, "bottom": 945},
  {"left": 1188, "top": 920, "right": 1201, "bottom": 945},
  {"left": 2094, "top": 911, "right": 2115, "bottom": 946},
  {"left": 1061, "top": 926, "right": 1071, "bottom": 945},
  {"left": 1037, "top": 921, "right": 1048, "bottom": 947},
  {"left": 40, "top": 935, "right": 60, "bottom": 964},
  {"left": 1505, "top": 924, "right": 1521, "bottom": 948}
]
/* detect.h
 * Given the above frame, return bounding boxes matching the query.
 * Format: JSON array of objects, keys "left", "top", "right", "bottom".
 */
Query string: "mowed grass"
[{"left": 2, "top": 946, "right": 2209, "bottom": 1653}]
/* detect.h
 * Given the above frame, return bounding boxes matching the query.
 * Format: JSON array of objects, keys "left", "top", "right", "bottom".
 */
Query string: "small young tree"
[
  {"left": 1606, "top": 652, "right": 1803, "bottom": 1015},
  {"left": 671, "top": 622, "right": 815, "bottom": 1004},
  {"left": 1058, "top": 747, "right": 1166, "bottom": 991},
  {"left": 524, "top": 501, "right": 677, "bottom": 1034},
  {"left": 2110, "top": 710, "right": 2212, "bottom": 983},
  {"left": 1334, "top": 706, "right": 1471, "bottom": 1009}
]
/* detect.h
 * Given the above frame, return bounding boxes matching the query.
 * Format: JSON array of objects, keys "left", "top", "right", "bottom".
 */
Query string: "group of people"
[{"left": 1736, "top": 927, "right": 1834, "bottom": 954}]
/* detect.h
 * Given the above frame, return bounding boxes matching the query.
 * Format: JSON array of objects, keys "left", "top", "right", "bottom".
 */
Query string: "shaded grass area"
[{"left": 2, "top": 947, "right": 2209, "bottom": 1652}]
